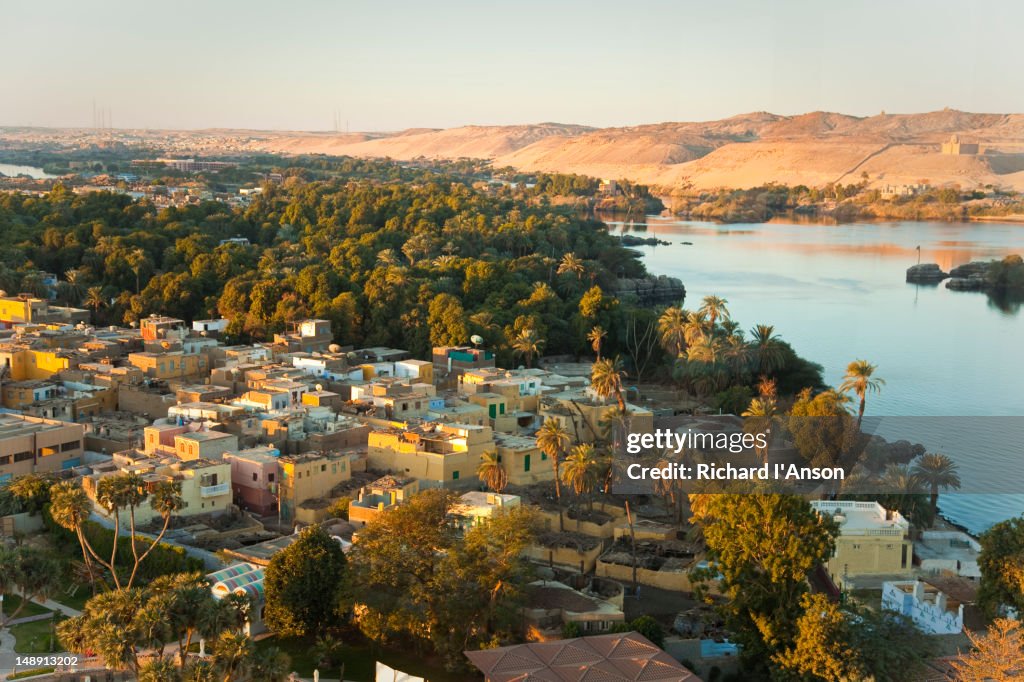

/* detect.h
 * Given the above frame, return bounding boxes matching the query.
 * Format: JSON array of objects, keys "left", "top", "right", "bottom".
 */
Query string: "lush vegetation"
[{"left": 675, "top": 180, "right": 1024, "bottom": 223}]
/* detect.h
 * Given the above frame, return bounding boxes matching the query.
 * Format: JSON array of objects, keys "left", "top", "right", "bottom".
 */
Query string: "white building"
[{"left": 882, "top": 580, "right": 964, "bottom": 635}]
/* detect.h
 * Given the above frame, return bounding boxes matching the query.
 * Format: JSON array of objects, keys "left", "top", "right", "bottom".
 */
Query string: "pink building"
[{"left": 223, "top": 446, "right": 281, "bottom": 516}]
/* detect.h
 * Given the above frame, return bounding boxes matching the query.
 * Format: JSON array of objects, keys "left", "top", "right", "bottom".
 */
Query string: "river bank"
[{"left": 615, "top": 215, "right": 1024, "bottom": 534}]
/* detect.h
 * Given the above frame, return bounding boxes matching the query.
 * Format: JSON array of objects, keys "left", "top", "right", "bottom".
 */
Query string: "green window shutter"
[
  {"left": 524, "top": 454, "right": 531, "bottom": 472},
  {"left": 489, "top": 404, "right": 496, "bottom": 419},
  {"left": 453, "top": 470, "right": 460, "bottom": 480}
]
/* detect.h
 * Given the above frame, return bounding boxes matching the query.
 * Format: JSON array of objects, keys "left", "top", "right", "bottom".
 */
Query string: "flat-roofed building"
[
  {"left": 0, "top": 413, "right": 84, "bottom": 481},
  {"left": 0, "top": 295, "right": 89, "bottom": 329},
  {"left": 175, "top": 430, "right": 239, "bottom": 460},
  {"left": 811, "top": 500, "right": 913, "bottom": 588}
]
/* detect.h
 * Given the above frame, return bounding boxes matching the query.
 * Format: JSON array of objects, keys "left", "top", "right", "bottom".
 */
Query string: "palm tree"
[
  {"left": 250, "top": 645, "right": 292, "bottom": 682},
  {"left": 48, "top": 480, "right": 103, "bottom": 589},
  {"left": 840, "top": 359, "right": 885, "bottom": 428},
  {"left": 750, "top": 325, "right": 785, "bottom": 375},
  {"left": 742, "top": 396, "right": 777, "bottom": 464},
  {"left": 881, "top": 464, "right": 925, "bottom": 495},
  {"left": 476, "top": 450, "right": 508, "bottom": 493},
  {"left": 213, "top": 630, "right": 253, "bottom": 682},
  {"left": 913, "top": 453, "right": 961, "bottom": 518},
  {"left": 591, "top": 356, "right": 626, "bottom": 412},
  {"left": 536, "top": 419, "right": 571, "bottom": 530},
  {"left": 723, "top": 335, "right": 751, "bottom": 380},
  {"left": 683, "top": 310, "right": 711, "bottom": 347},
  {"left": 657, "top": 306, "right": 688, "bottom": 357},
  {"left": 698, "top": 295, "right": 730, "bottom": 329},
  {"left": 138, "top": 656, "right": 180, "bottom": 682},
  {"left": 126, "top": 481, "right": 183, "bottom": 588},
  {"left": 84, "top": 286, "right": 106, "bottom": 324},
  {"left": 587, "top": 325, "right": 607, "bottom": 361},
  {"left": 376, "top": 248, "right": 399, "bottom": 266},
  {"left": 561, "top": 445, "right": 598, "bottom": 513},
  {"left": 511, "top": 328, "right": 543, "bottom": 368},
  {"left": 557, "top": 252, "right": 586, "bottom": 280}
]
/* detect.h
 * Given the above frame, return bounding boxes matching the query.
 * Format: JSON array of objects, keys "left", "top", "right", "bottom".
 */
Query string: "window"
[
  {"left": 321, "top": 464, "right": 326, "bottom": 472},
  {"left": 541, "top": 452, "right": 547, "bottom": 460},
  {"left": 901, "top": 544, "right": 908, "bottom": 568},
  {"left": 851, "top": 544, "right": 861, "bottom": 550},
  {"left": 268, "top": 473, "right": 275, "bottom": 482},
  {"left": 61, "top": 441, "right": 78, "bottom": 452},
  {"left": 252, "top": 472, "right": 258, "bottom": 482},
  {"left": 524, "top": 454, "right": 531, "bottom": 472},
  {"left": 0, "top": 456, "right": 11, "bottom": 465},
  {"left": 488, "top": 404, "right": 496, "bottom": 419},
  {"left": 499, "top": 403, "right": 505, "bottom": 415},
  {"left": 452, "top": 470, "right": 460, "bottom": 480},
  {"left": 14, "top": 451, "right": 32, "bottom": 463}
]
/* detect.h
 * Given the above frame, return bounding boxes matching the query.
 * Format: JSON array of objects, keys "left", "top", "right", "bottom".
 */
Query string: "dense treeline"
[{"left": 0, "top": 160, "right": 650, "bottom": 364}]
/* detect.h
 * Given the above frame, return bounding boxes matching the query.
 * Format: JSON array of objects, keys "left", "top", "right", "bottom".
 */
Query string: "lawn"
[
  {"left": 255, "top": 636, "right": 475, "bottom": 682},
  {"left": 11, "top": 615, "right": 64, "bottom": 654},
  {"left": 0, "top": 594, "right": 52, "bottom": 621},
  {"left": 50, "top": 584, "right": 92, "bottom": 613}
]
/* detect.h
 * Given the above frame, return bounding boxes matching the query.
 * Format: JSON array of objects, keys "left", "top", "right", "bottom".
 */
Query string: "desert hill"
[{"left": 252, "top": 109, "right": 1024, "bottom": 191}]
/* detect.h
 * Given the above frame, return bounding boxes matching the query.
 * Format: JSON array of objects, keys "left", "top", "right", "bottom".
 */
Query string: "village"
[{"left": 0, "top": 292, "right": 992, "bottom": 681}]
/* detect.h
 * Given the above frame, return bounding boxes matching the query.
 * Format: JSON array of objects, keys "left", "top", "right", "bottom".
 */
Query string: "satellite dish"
[
  {"left": 328, "top": 344, "right": 341, "bottom": 353},
  {"left": 315, "top": 384, "right": 323, "bottom": 392},
  {"left": 470, "top": 335, "right": 484, "bottom": 347}
]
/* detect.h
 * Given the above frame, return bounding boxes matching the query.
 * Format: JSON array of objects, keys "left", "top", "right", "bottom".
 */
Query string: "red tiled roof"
[{"left": 465, "top": 632, "right": 702, "bottom": 682}]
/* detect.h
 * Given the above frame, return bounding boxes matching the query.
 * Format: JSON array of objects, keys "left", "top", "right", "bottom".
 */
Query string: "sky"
[{"left": 2, "top": 0, "right": 1022, "bottom": 131}]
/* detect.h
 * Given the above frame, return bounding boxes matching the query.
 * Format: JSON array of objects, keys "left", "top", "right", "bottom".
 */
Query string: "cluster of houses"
[{"left": 0, "top": 293, "right": 985, "bottom": 679}]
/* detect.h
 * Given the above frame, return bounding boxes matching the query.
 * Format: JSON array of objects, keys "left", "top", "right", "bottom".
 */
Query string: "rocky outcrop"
[
  {"left": 906, "top": 263, "right": 948, "bottom": 283},
  {"left": 946, "top": 275, "right": 989, "bottom": 291},
  {"left": 612, "top": 275, "right": 685, "bottom": 305},
  {"left": 945, "top": 260, "right": 994, "bottom": 292},
  {"left": 620, "top": 235, "right": 671, "bottom": 247},
  {"left": 949, "top": 260, "right": 994, "bottom": 278}
]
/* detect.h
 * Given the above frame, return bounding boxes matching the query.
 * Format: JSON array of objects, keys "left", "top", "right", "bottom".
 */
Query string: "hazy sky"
[{"left": 2, "top": 0, "right": 1022, "bottom": 131}]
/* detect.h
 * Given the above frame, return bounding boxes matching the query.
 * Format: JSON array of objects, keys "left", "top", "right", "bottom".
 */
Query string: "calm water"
[
  {"left": 0, "top": 163, "right": 54, "bottom": 179},
  {"left": 612, "top": 216, "right": 1024, "bottom": 534}
]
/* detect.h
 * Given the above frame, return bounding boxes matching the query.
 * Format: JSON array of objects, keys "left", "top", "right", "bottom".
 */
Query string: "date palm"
[
  {"left": 750, "top": 325, "right": 785, "bottom": 375},
  {"left": 881, "top": 464, "right": 924, "bottom": 495},
  {"left": 591, "top": 356, "right": 627, "bottom": 413},
  {"left": 48, "top": 480, "right": 104, "bottom": 588},
  {"left": 742, "top": 396, "right": 777, "bottom": 464},
  {"left": 698, "top": 295, "right": 730, "bottom": 329},
  {"left": 83, "top": 285, "right": 106, "bottom": 324},
  {"left": 657, "top": 306, "right": 687, "bottom": 357},
  {"left": 587, "top": 325, "right": 607, "bottom": 361},
  {"left": 537, "top": 419, "right": 571, "bottom": 530},
  {"left": 476, "top": 450, "right": 508, "bottom": 493},
  {"left": 561, "top": 444, "right": 598, "bottom": 513},
  {"left": 840, "top": 359, "right": 885, "bottom": 428},
  {"left": 683, "top": 310, "right": 711, "bottom": 346},
  {"left": 913, "top": 453, "right": 961, "bottom": 518},
  {"left": 511, "top": 327, "right": 543, "bottom": 368},
  {"left": 557, "top": 252, "right": 586, "bottom": 280}
]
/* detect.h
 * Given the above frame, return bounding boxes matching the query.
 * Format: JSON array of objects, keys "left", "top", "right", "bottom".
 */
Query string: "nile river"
[{"left": 611, "top": 216, "right": 1024, "bottom": 535}]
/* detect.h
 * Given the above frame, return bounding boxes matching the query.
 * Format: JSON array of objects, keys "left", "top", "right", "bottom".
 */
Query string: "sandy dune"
[{"left": 252, "top": 110, "right": 1024, "bottom": 191}]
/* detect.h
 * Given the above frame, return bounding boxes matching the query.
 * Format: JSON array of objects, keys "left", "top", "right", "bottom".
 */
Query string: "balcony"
[{"left": 200, "top": 482, "right": 230, "bottom": 498}]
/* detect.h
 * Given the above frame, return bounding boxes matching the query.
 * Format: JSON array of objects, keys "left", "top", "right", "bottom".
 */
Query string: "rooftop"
[
  {"left": 464, "top": 632, "right": 701, "bottom": 681},
  {"left": 810, "top": 499, "right": 909, "bottom": 535}
]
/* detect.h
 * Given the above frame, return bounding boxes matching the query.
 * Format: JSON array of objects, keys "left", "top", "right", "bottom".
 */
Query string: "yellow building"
[
  {"left": 127, "top": 351, "right": 207, "bottom": 380},
  {"left": 277, "top": 451, "right": 353, "bottom": 522},
  {"left": 84, "top": 453, "right": 232, "bottom": 526},
  {"left": 367, "top": 422, "right": 553, "bottom": 489},
  {"left": 811, "top": 500, "right": 913, "bottom": 588},
  {"left": 0, "top": 347, "right": 76, "bottom": 381},
  {"left": 0, "top": 295, "right": 89, "bottom": 328}
]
